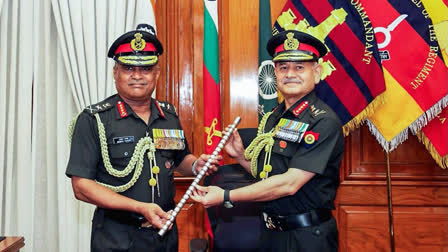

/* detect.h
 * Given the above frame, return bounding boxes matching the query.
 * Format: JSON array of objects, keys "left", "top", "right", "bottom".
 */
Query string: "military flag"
[
  {"left": 358, "top": 0, "right": 448, "bottom": 168},
  {"left": 258, "top": 0, "right": 278, "bottom": 121},
  {"left": 272, "top": 0, "right": 386, "bottom": 135},
  {"left": 417, "top": 107, "right": 447, "bottom": 168},
  {"left": 203, "top": 0, "right": 221, "bottom": 243},
  {"left": 415, "top": 0, "right": 448, "bottom": 168},
  {"left": 203, "top": 0, "right": 221, "bottom": 156}
]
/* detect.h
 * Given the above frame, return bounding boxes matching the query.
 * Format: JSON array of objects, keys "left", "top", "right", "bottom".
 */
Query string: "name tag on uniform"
[
  {"left": 113, "top": 136, "right": 135, "bottom": 144},
  {"left": 153, "top": 129, "right": 185, "bottom": 150},
  {"left": 274, "top": 118, "right": 309, "bottom": 143}
]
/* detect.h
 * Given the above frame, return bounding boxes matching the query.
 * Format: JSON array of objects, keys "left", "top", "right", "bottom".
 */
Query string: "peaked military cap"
[
  {"left": 267, "top": 30, "right": 327, "bottom": 62},
  {"left": 108, "top": 24, "right": 163, "bottom": 66}
]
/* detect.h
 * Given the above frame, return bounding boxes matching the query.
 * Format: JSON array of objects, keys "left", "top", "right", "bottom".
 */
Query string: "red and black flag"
[{"left": 359, "top": 0, "right": 447, "bottom": 168}]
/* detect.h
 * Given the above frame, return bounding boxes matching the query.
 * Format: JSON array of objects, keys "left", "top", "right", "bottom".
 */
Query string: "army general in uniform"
[
  {"left": 192, "top": 30, "right": 344, "bottom": 251},
  {"left": 66, "top": 24, "right": 220, "bottom": 252}
]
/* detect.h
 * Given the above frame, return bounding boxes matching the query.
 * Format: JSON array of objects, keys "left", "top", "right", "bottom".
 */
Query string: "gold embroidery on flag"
[{"left": 205, "top": 118, "right": 222, "bottom": 146}]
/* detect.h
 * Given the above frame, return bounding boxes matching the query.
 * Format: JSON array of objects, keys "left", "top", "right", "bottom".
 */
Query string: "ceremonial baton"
[{"left": 158, "top": 116, "right": 241, "bottom": 236}]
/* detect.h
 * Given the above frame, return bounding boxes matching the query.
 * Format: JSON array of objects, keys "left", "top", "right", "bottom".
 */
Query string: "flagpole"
[{"left": 386, "top": 152, "right": 395, "bottom": 252}]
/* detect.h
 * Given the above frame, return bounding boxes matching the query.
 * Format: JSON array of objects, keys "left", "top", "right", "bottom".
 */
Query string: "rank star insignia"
[
  {"left": 292, "top": 101, "right": 309, "bottom": 117},
  {"left": 86, "top": 105, "right": 95, "bottom": 113},
  {"left": 117, "top": 101, "right": 128, "bottom": 118}
]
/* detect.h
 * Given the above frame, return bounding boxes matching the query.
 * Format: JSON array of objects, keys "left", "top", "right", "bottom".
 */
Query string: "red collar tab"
[
  {"left": 117, "top": 101, "right": 128, "bottom": 118},
  {"left": 292, "top": 101, "right": 309, "bottom": 117},
  {"left": 155, "top": 101, "right": 165, "bottom": 118}
]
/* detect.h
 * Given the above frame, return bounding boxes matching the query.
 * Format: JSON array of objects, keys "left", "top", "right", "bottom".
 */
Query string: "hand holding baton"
[{"left": 158, "top": 116, "right": 241, "bottom": 236}]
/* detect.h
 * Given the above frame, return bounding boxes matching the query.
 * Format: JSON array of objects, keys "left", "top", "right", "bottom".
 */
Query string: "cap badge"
[
  {"left": 131, "top": 33, "right": 146, "bottom": 51},
  {"left": 284, "top": 32, "right": 299, "bottom": 50}
]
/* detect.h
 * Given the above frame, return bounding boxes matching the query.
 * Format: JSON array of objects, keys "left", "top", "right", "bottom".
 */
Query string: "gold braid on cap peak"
[
  {"left": 117, "top": 55, "right": 158, "bottom": 65},
  {"left": 273, "top": 51, "right": 315, "bottom": 62}
]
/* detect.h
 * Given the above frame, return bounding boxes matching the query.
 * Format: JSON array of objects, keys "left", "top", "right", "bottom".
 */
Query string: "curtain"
[
  {"left": 51, "top": 0, "right": 157, "bottom": 110},
  {"left": 1, "top": 0, "right": 157, "bottom": 251},
  {"left": 31, "top": 0, "right": 79, "bottom": 250},
  {"left": 0, "top": 0, "right": 34, "bottom": 248}
]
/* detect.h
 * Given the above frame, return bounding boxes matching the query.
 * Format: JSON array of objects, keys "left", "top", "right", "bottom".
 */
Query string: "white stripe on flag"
[{"left": 204, "top": 0, "right": 218, "bottom": 33}]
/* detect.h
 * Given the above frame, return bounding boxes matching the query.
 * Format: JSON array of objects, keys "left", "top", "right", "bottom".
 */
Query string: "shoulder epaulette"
[
  {"left": 155, "top": 100, "right": 178, "bottom": 116},
  {"left": 309, "top": 104, "right": 327, "bottom": 117},
  {"left": 83, "top": 100, "right": 114, "bottom": 115}
]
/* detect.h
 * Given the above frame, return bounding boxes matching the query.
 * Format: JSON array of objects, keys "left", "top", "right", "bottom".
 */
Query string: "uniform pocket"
[
  {"left": 159, "top": 150, "right": 175, "bottom": 159},
  {"left": 271, "top": 139, "right": 299, "bottom": 157},
  {"left": 108, "top": 143, "right": 135, "bottom": 167}
]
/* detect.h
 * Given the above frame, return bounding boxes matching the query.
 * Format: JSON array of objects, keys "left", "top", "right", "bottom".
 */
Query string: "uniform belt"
[
  {"left": 262, "top": 209, "right": 332, "bottom": 231},
  {"left": 98, "top": 208, "right": 152, "bottom": 228}
]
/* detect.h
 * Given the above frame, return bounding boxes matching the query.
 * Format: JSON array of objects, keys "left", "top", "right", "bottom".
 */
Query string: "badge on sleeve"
[
  {"left": 153, "top": 129, "right": 185, "bottom": 150},
  {"left": 303, "top": 131, "right": 320, "bottom": 148}
]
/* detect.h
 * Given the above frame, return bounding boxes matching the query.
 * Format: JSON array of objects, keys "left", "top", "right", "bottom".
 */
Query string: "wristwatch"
[{"left": 223, "top": 189, "right": 234, "bottom": 208}]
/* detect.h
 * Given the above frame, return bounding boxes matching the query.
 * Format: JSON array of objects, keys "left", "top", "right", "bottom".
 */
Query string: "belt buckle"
[{"left": 263, "top": 213, "right": 282, "bottom": 231}]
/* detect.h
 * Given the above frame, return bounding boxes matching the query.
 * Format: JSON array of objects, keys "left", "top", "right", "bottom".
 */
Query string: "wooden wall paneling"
[
  {"left": 339, "top": 206, "right": 448, "bottom": 252},
  {"left": 393, "top": 207, "right": 448, "bottom": 252},
  {"left": 339, "top": 206, "right": 390, "bottom": 252},
  {"left": 193, "top": 0, "right": 205, "bottom": 157},
  {"left": 337, "top": 125, "right": 448, "bottom": 251},
  {"left": 345, "top": 126, "right": 448, "bottom": 181},
  {"left": 176, "top": 0, "right": 195, "bottom": 152},
  {"left": 221, "top": 0, "right": 259, "bottom": 130},
  {"left": 155, "top": 0, "right": 168, "bottom": 102},
  {"left": 220, "top": 0, "right": 260, "bottom": 164}
]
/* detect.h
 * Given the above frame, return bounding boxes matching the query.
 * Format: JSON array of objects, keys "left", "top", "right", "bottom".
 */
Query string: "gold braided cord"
[
  {"left": 244, "top": 112, "right": 275, "bottom": 178},
  {"left": 94, "top": 114, "right": 155, "bottom": 192},
  {"left": 68, "top": 113, "right": 82, "bottom": 146},
  {"left": 257, "top": 112, "right": 272, "bottom": 135},
  {"left": 68, "top": 113, "right": 157, "bottom": 192}
]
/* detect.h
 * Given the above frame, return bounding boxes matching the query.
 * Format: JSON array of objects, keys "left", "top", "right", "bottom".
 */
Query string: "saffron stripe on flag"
[{"left": 203, "top": 0, "right": 221, "bottom": 246}]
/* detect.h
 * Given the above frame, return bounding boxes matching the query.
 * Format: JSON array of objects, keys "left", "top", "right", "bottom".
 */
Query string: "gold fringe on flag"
[
  {"left": 415, "top": 130, "right": 448, "bottom": 169},
  {"left": 342, "top": 91, "right": 386, "bottom": 136}
]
